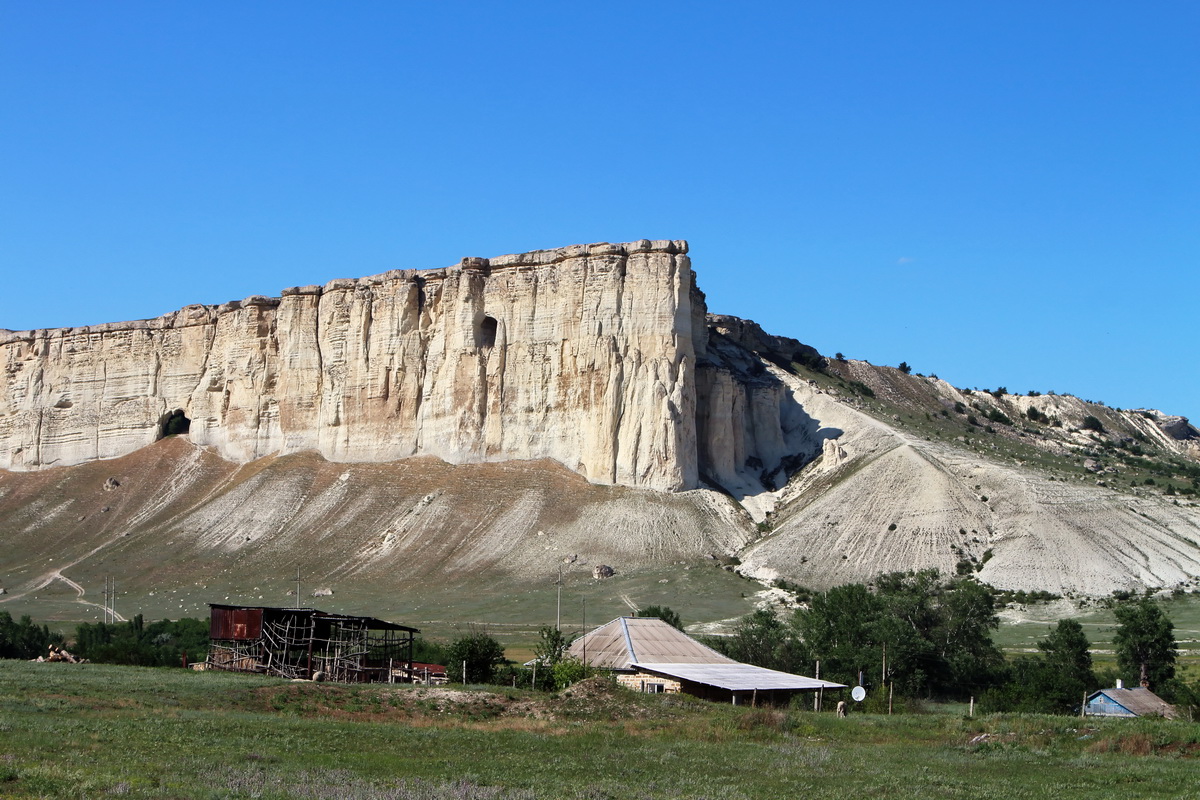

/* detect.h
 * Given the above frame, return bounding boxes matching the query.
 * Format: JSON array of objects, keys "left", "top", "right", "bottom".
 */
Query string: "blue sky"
[{"left": 2, "top": 2, "right": 1197, "bottom": 420}]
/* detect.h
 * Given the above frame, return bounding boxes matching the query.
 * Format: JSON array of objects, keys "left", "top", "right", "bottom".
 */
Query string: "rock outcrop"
[
  {"left": 4, "top": 239, "right": 1198, "bottom": 603},
  {"left": 0, "top": 240, "right": 814, "bottom": 499}
]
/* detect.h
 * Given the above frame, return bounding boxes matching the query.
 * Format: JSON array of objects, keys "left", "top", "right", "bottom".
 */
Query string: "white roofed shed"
[{"left": 569, "top": 616, "right": 847, "bottom": 705}]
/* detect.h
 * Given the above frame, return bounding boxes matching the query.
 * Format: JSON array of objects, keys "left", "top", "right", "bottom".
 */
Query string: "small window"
[{"left": 646, "top": 683, "right": 665, "bottom": 694}]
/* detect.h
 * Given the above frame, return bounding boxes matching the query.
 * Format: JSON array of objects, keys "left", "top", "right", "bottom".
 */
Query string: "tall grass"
[{"left": 1, "top": 661, "right": 1198, "bottom": 799}]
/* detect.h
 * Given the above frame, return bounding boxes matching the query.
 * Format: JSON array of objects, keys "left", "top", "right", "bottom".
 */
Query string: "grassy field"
[
  {"left": 994, "top": 594, "right": 1200, "bottom": 682},
  {"left": 2, "top": 661, "right": 1200, "bottom": 799}
]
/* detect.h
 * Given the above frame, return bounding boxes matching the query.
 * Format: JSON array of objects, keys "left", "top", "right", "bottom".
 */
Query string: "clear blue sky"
[{"left": 3, "top": 2, "right": 1197, "bottom": 421}]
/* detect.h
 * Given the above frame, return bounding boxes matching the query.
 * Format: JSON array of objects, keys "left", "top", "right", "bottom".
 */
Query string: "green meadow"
[{"left": 2, "top": 661, "right": 1199, "bottom": 799}]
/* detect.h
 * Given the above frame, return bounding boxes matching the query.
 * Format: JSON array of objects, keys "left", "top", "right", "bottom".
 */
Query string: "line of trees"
[
  {"left": 708, "top": 570, "right": 1005, "bottom": 699},
  {"left": 707, "top": 571, "right": 1198, "bottom": 715},
  {"left": 72, "top": 615, "right": 210, "bottom": 666},
  {"left": 0, "top": 612, "right": 65, "bottom": 659}
]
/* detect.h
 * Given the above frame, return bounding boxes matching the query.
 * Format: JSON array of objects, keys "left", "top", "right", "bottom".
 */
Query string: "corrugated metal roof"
[
  {"left": 634, "top": 662, "right": 848, "bottom": 692},
  {"left": 568, "top": 617, "right": 738, "bottom": 670},
  {"left": 1087, "top": 687, "right": 1177, "bottom": 719}
]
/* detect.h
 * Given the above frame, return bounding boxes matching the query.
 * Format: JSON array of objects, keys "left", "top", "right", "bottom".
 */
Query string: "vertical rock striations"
[{"left": 5, "top": 240, "right": 810, "bottom": 493}]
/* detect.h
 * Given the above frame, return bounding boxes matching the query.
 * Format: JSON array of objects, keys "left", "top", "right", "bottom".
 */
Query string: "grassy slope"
[
  {"left": 994, "top": 594, "right": 1200, "bottom": 683},
  {"left": 2, "top": 661, "right": 1199, "bottom": 799}
]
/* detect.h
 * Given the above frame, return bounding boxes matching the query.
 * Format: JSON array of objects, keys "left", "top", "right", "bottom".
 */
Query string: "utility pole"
[
  {"left": 295, "top": 567, "right": 301, "bottom": 605},
  {"left": 556, "top": 566, "right": 562, "bottom": 631}
]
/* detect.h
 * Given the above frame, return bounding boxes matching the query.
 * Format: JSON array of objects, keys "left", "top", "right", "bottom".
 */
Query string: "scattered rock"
[
  {"left": 103, "top": 477, "right": 121, "bottom": 491},
  {"left": 312, "top": 588, "right": 334, "bottom": 597},
  {"left": 592, "top": 565, "right": 614, "bottom": 580}
]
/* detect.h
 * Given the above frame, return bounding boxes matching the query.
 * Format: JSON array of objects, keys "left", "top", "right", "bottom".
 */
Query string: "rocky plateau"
[{"left": 2, "top": 239, "right": 1200, "bottom": 626}]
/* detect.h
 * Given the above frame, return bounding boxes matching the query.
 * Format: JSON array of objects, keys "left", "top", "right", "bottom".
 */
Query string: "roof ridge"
[{"left": 620, "top": 617, "right": 637, "bottom": 664}]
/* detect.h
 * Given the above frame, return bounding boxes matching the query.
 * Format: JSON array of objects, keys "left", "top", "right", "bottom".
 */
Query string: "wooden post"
[
  {"left": 752, "top": 688, "right": 758, "bottom": 708},
  {"left": 1081, "top": 691, "right": 1087, "bottom": 718},
  {"left": 814, "top": 660, "right": 821, "bottom": 711},
  {"left": 969, "top": 696, "right": 974, "bottom": 717},
  {"left": 462, "top": 659, "right": 467, "bottom": 686},
  {"left": 889, "top": 682, "right": 893, "bottom": 715}
]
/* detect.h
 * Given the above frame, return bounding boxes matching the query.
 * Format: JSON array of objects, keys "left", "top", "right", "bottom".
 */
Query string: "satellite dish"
[{"left": 851, "top": 686, "right": 867, "bottom": 702}]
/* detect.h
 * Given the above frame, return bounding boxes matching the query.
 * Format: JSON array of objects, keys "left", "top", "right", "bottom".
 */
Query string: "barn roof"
[
  {"left": 567, "top": 617, "right": 737, "bottom": 670},
  {"left": 634, "top": 662, "right": 847, "bottom": 692},
  {"left": 1087, "top": 687, "right": 1177, "bottom": 719},
  {"left": 207, "top": 603, "right": 418, "bottom": 633}
]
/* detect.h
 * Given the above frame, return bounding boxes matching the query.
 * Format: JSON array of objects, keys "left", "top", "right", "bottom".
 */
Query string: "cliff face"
[
  {"left": 0, "top": 240, "right": 808, "bottom": 497},
  {"left": 4, "top": 240, "right": 1200, "bottom": 606}
]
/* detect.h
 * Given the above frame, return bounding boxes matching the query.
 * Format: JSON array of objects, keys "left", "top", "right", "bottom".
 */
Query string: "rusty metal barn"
[{"left": 206, "top": 604, "right": 418, "bottom": 683}]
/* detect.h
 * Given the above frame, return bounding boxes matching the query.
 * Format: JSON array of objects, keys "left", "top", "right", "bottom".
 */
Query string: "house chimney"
[{"left": 1116, "top": 679, "right": 1123, "bottom": 689}]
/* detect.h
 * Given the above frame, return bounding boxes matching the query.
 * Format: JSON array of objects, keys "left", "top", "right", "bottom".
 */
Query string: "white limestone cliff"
[{"left": 1, "top": 240, "right": 811, "bottom": 498}]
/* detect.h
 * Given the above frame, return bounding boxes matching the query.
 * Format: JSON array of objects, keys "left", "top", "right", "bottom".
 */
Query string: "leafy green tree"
[
  {"left": 932, "top": 577, "right": 1005, "bottom": 693},
  {"left": 533, "top": 625, "right": 572, "bottom": 665},
  {"left": 0, "top": 612, "right": 64, "bottom": 660},
  {"left": 1036, "top": 619, "right": 1096, "bottom": 712},
  {"left": 1113, "top": 598, "right": 1176, "bottom": 691},
  {"left": 898, "top": 362, "right": 912, "bottom": 374},
  {"left": 446, "top": 630, "right": 506, "bottom": 684},
  {"left": 1081, "top": 415, "right": 1105, "bottom": 433},
  {"left": 798, "top": 571, "right": 1004, "bottom": 699},
  {"left": 412, "top": 637, "right": 450, "bottom": 666},
  {"left": 638, "top": 605, "right": 683, "bottom": 631},
  {"left": 73, "top": 616, "right": 208, "bottom": 666},
  {"left": 715, "top": 609, "right": 808, "bottom": 673},
  {"left": 985, "top": 620, "right": 1098, "bottom": 714},
  {"left": 794, "top": 584, "right": 885, "bottom": 686},
  {"left": 551, "top": 657, "right": 588, "bottom": 688}
]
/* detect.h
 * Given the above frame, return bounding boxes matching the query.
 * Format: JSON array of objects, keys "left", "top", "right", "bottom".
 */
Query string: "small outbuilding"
[
  {"left": 1085, "top": 685, "right": 1177, "bottom": 719},
  {"left": 569, "top": 616, "right": 846, "bottom": 706},
  {"left": 207, "top": 604, "right": 418, "bottom": 683}
]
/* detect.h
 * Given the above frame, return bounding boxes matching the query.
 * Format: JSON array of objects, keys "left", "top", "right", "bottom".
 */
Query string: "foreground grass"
[{"left": 2, "top": 662, "right": 1199, "bottom": 799}]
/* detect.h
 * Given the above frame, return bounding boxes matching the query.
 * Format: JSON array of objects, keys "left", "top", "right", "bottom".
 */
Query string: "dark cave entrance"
[
  {"left": 157, "top": 409, "right": 191, "bottom": 439},
  {"left": 477, "top": 314, "right": 498, "bottom": 349}
]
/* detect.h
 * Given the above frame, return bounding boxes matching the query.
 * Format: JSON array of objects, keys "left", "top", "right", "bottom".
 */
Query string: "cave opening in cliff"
[
  {"left": 157, "top": 409, "right": 191, "bottom": 439},
  {"left": 477, "top": 315, "right": 498, "bottom": 349}
]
